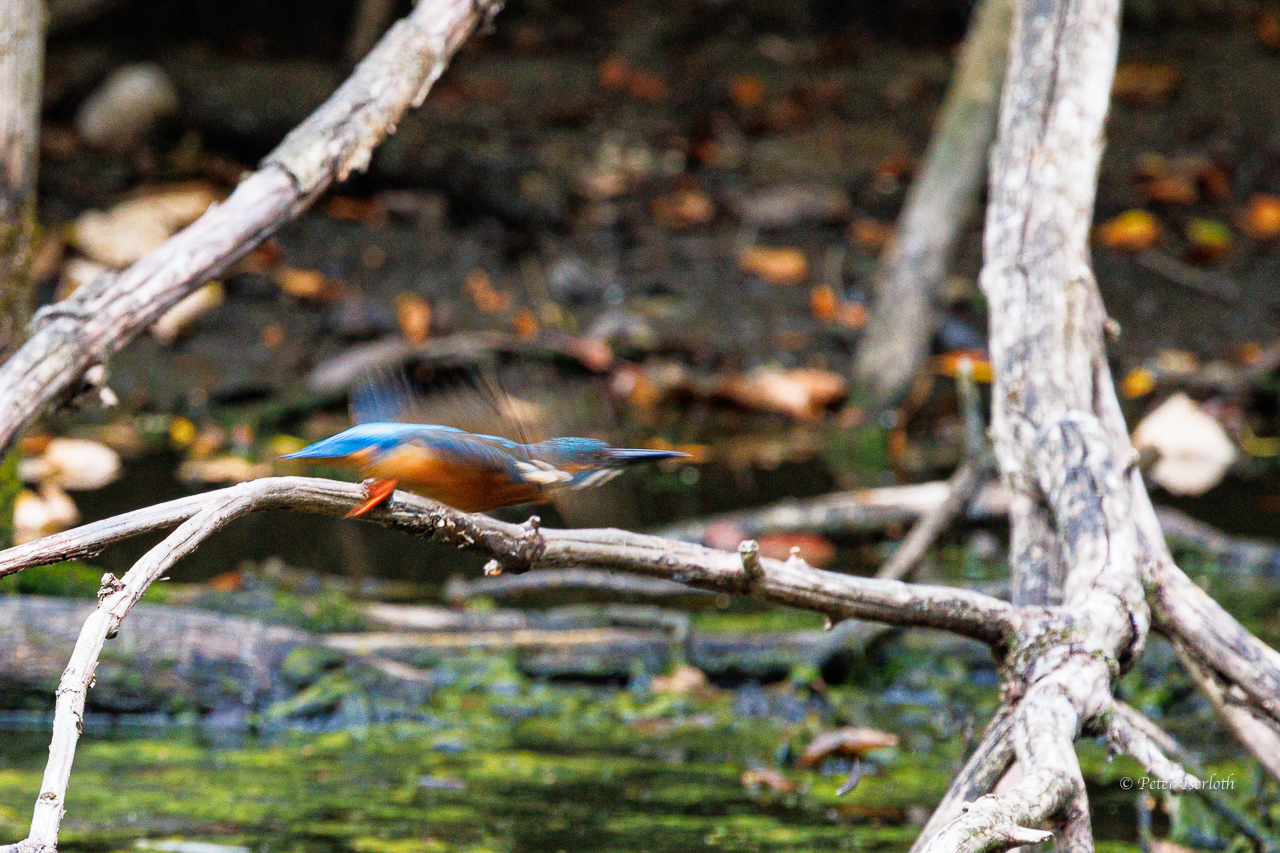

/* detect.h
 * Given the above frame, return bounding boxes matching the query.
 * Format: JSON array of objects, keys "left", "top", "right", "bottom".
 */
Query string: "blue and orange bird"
[{"left": 283, "top": 376, "right": 689, "bottom": 517}]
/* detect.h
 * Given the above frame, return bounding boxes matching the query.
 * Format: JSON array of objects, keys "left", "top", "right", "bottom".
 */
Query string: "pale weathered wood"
[
  {"left": 0, "top": 0, "right": 43, "bottom": 358},
  {"left": 854, "top": 0, "right": 1011, "bottom": 405}
]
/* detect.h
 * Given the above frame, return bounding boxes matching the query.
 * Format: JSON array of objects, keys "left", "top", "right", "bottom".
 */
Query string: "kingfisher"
[{"left": 283, "top": 376, "right": 688, "bottom": 517}]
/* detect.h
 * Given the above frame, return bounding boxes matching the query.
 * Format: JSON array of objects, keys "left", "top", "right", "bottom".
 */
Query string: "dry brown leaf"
[
  {"left": 756, "top": 532, "right": 837, "bottom": 568},
  {"left": 394, "top": 293, "right": 433, "bottom": 343},
  {"left": 739, "top": 247, "right": 808, "bottom": 285},
  {"left": 741, "top": 768, "right": 795, "bottom": 793},
  {"left": 274, "top": 268, "right": 346, "bottom": 302},
  {"left": 719, "top": 367, "right": 846, "bottom": 420},
  {"left": 651, "top": 664, "right": 714, "bottom": 695},
  {"left": 1239, "top": 194, "right": 1280, "bottom": 240},
  {"left": 70, "top": 182, "right": 222, "bottom": 268},
  {"left": 799, "top": 727, "right": 901, "bottom": 767},
  {"left": 1095, "top": 209, "right": 1161, "bottom": 251},
  {"left": 651, "top": 188, "right": 716, "bottom": 229}
]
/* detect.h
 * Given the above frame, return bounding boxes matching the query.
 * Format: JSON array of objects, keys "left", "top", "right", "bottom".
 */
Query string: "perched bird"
[{"left": 284, "top": 374, "right": 688, "bottom": 517}]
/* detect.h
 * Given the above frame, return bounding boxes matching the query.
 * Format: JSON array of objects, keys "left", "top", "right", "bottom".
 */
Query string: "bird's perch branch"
[
  {"left": 0, "top": 477, "right": 1020, "bottom": 645},
  {"left": 0, "top": 0, "right": 496, "bottom": 456},
  {"left": 0, "top": 475, "right": 1022, "bottom": 850}
]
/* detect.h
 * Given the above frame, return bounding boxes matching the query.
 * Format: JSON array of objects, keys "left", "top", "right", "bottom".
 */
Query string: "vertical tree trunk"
[
  {"left": 0, "top": 0, "right": 44, "bottom": 550},
  {"left": 0, "top": 0, "right": 43, "bottom": 360},
  {"left": 853, "top": 0, "right": 1011, "bottom": 407}
]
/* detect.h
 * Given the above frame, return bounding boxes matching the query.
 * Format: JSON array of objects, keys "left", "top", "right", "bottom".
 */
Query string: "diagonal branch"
[
  {"left": 26, "top": 490, "right": 257, "bottom": 850},
  {"left": 920, "top": 689, "right": 1082, "bottom": 853},
  {"left": 1106, "top": 700, "right": 1279, "bottom": 851},
  {"left": 1172, "top": 641, "right": 1280, "bottom": 783},
  {"left": 0, "top": 477, "right": 1021, "bottom": 645},
  {"left": 909, "top": 706, "right": 1016, "bottom": 853},
  {"left": 0, "top": 0, "right": 498, "bottom": 456}
]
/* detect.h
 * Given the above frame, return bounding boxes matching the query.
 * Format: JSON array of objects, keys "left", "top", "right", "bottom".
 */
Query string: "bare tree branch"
[
  {"left": 854, "top": 0, "right": 1012, "bottom": 405},
  {"left": 920, "top": 691, "right": 1080, "bottom": 853},
  {"left": 1106, "top": 701, "right": 1279, "bottom": 851},
  {"left": 0, "top": 477, "right": 1021, "bottom": 645},
  {"left": 0, "top": 0, "right": 498, "bottom": 456},
  {"left": 0, "top": 0, "right": 44, "bottom": 358},
  {"left": 909, "top": 706, "right": 1016, "bottom": 853},
  {"left": 28, "top": 491, "right": 254, "bottom": 849},
  {"left": 1173, "top": 642, "right": 1280, "bottom": 783},
  {"left": 878, "top": 461, "right": 984, "bottom": 581}
]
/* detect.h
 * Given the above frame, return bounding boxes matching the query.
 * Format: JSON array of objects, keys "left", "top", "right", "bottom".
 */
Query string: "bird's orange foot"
[{"left": 346, "top": 479, "right": 398, "bottom": 518}]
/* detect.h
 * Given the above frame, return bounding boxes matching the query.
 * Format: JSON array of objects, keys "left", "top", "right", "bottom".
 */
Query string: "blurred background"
[{"left": 2, "top": 0, "right": 1280, "bottom": 850}]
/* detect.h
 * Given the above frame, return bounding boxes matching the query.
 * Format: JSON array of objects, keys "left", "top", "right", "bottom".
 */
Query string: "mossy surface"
[{"left": 0, "top": 646, "right": 1267, "bottom": 853}]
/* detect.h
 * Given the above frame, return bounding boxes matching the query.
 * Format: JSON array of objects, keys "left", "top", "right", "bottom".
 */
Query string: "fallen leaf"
[
  {"left": 208, "top": 572, "right": 244, "bottom": 592},
  {"left": 513, "top": 308, "right": 539, "bottom": 340},
  {"left": 741, "top": 768, "right": 794, "bottom": 793},
  {"left": 14, "top": 484, "right": 79, "bottom": 545},
  {"left": 729, "top": 75, "right": 765, "bottom": 108},
  {"left": 465, "top": 268, "right": 510, "bottom": 313},
  {"left": 1096, "top": 209, "right": 1161, "bottom": 251},
  {"left": 811, "top": 284, "right": 838, "bottom": 320},
  {"left": 757, "top": 532, "right": 836, "bottom": 568},
  {"left": 849, "top": 217, "right": 893, "bottom": 252},
  {"left": 393, "top": 293, "right": 432, "bottom": 343},
  {"left": 1132, "top": 393, "right": 1236, "bottom": 496},
  {"left": 19, "top": 437, "right": 121, "bottom": 491},
  {"left": 1153, "top": 349, "right": 1199, "bottom": 376},
  {"left": 651, "top": 188, "right": 716, "bottom": 229},
  {"left": 933, "top": 352, "right": 993, "bottom": 383},
  {"left": 325, "top": 195, "right": 385, "bottom": 223},
  {"left": 1144, "top": 176, "right": 1197, "bottom": 206},
  {"left": 800, "top": 727, "right": 900, "bottom": 767},
  {"left": 260, "top": 323, "right": 286, "bottom": 349},
  {"left": 1239, "top": 195, "right": 1280, "bottom": 240},
  {"left": 598, "top": 55, "right": 630, "bottom": 92},
  {"left": 177, "top": 455, "right": 273, "bottom": 485},
  {"left": 739, "top": 247, "right": 808, "bottom": 285},
  {"left": 1185, "top": 218, "right": 1232, "bottom": 265},
  {"left": 1121, "top": 367, "right": 1156, "bottom": 398},
  {"left": 274, "top": 268, "right": 346, "bottom": 302},
  {"left": 69, "top": 182, "right": 221, "bottom": 267},
  {"left": 1259, "top": 9, "right": 1280, "bottom": 49},
  {"left": 718, "top": 367, "right": 846, "bottom": 420}
]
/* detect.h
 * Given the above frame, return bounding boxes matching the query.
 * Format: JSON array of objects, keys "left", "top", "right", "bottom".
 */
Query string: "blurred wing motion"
[{"left": 285, "top": 372, "right": 687, "bottom": 516}]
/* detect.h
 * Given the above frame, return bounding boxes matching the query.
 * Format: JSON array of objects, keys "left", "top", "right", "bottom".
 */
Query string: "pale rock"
[
  {"left": 19, "top": 437, "right": 122, "bottom": 491},
  {"left": 1132, "top": 393, "right": 1237, "bottom": 495},
  {"left": 71, "top": 182, "right": 222, "bottom": 268},
  {"left": 150, "top": 282, "right": 224, "bottom": 343},
  {"left": 75, "top": 63, "right": 178, "bottom": 151},
  {"left": 13, "top": 484, "right": 80, "bottom": 545}
]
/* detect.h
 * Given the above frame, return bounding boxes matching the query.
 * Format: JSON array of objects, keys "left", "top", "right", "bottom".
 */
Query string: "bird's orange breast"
[{"left": 361, "top": 444, "right": 544, "bottom": 512}]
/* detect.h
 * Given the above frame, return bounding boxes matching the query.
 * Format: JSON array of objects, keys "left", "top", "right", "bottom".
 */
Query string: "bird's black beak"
[{"left": 605, "top": 448, "right": 691, "bottom": 465}]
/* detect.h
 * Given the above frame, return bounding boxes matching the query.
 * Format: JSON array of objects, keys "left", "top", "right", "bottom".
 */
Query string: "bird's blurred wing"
[{"left": 349, "top": 367, "right": 545, "bottom": 446}]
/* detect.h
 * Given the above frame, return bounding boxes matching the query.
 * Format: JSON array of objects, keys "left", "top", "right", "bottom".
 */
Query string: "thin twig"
[
  {"left": 877, "top": 462, "right": 983, "bottom": 581},
  {"left": 28, "top": 492, "right": 256, "bottom": 849}
]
